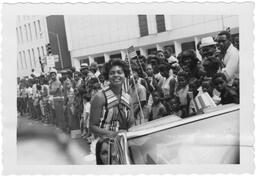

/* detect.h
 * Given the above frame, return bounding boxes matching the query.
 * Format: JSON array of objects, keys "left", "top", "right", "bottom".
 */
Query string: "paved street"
[{"left": 17, "top": 114, "right": 95, "bottom": 165}]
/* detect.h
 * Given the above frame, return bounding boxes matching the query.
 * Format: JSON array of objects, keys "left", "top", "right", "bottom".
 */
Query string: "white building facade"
[
  {"left": 64, "top": 15, "right": 239, "bottom": 70},
  {"left": 17, "top": 15, "right": 49, "bottom": 77}
]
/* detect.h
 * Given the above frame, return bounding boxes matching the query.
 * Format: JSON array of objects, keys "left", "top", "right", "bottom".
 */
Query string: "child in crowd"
[
  {"left": 188, "top": 77, "right": 200, "bottom": 98},
  {"left": 201, "top": 78, "right": 213, "bottom": 97},
  {"left": 81, "top": 93, "right": 91, "bottom": 139},
  {"left": 149, "top": 90, "right": 167, "bottom": 121},
  {"left": 166, "top": 96, "right": 182, "bottom": 117},
  {"left": 212, "top": 73, "right": 239, "bottom": 105},
  {"left": 175, "top": 71, "right": 189, "bottom": 117}
]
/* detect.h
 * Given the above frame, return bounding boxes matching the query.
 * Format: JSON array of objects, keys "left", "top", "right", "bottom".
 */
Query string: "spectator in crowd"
[
  {"left": 49, "top": 68, "right": 64, "bottom": 128},
  {"left": 145, "top": 63, "right": 159, "bottom": 108},
  {"left": 158, "top": 63, "right": 176, "bottom": 100},
  {"left": 72, "top": 71, "right": 82, "bottom": 89},
  {"left": 166, "top": 96, "right": 182, "bottom": 117},
  {"left": 175, "top": 71, "right": 190, "bottom": 117},
  {"left": 148, "top": 55, "right": 165, "bottom": 88},
  {"left": 179, "top": 49, "right": 205, "bottom": 80},
  {"left": 164, "top": 46, "right": 178, "bottom": 65},
  {"left": 188, "top": 77, "right": 200, "bottom": 98},
  {"left": 232, "top": 77, "right": 239, "bottom": 96},
  {"left": 81, "top": 93, "right": 91, "bottom": 139},
  {"left": 64, "top": 79, "right": 76, "bottom": 133},
  {"left": 212, "top": 73, "right": 239, "bottom": 104},
  {"left": 201, "top": 78, "right": 214, "bottom": 97},
  {"left": 217, "top": 30, "right": 239, "bottom": 85},
  {"left": 149, "top": 89, "right": 167, "bottom": 121},
  {"left": 129, "top": 70, "right": 148, "bottom": 123},
  {"left": 90, "top": 62, "right": 101, "bottom": 78},
  {"left": 156, "top": 50, "right": 166, "bottom": 64},
  {"left": 234, "top": 35, "right": 239, "bottom": 50},
  {"left": 202, "top": 56, "right": 222, "bottom": 78},
  {"left": 90, "top": 59, "right": 134, "bottom": 138},
  {"left": 199, "top": 36, "right": 219, "bottom": 61},
  {"left": 40, "top": 75, "right": 50, "bottom": 124}
]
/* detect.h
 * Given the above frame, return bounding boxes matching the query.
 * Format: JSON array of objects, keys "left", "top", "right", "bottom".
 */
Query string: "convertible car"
[{"left": 114, "top": 103, "right": 239, "bottom": 164}]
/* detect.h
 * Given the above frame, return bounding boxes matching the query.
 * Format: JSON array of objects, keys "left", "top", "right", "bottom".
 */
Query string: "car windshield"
[{"left": 127, "top": 106, "right": 239, "bottom": 164}]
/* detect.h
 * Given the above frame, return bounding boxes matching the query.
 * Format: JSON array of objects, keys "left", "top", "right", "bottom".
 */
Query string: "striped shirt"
[{"left": 99, "top": 86, "right": 131, "bottom": 131}]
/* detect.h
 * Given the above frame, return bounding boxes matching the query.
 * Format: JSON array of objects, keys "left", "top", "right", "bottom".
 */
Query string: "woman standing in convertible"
[{"left": 89, "top": 59, "right": 134, "bottom": 138}]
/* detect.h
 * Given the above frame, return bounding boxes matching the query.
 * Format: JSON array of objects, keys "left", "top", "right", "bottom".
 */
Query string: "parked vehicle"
[{"left": 108, "top": 104, "right": 240, "bottom": 164}]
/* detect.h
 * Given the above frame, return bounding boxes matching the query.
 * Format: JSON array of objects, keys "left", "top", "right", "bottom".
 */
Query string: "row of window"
[
  {"left": 17, "top": 46, "right": 45, "bottom": 70},
  {"left": 16, "top": 19, "right": 42, "bottom": 44},
  {"left": 138, "top": 15, "right": 166, "bottom": 37}
]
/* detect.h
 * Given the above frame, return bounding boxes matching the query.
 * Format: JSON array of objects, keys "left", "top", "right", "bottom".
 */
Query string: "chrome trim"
[
  {"left": 127, "top": 104, "right": 239, "bottom": 139},
  {"left": 118, "top": 132, "right": 131, "bottom": 165}
]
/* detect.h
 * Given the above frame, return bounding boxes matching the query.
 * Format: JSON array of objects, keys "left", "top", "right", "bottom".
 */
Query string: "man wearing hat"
[
  {"left": 199, "top": 36, "right": 220, "bottom": 61},
  {"left": 90, "top": 62, "right": 100, "bottom": 78}
]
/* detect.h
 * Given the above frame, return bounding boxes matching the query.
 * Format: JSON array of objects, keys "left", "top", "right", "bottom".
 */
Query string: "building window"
[
  {"left": 94, "top": 56, "right": 105, "bottom": 64},
  {"left": 16, "top": 28, "right": 20, "bottom": 43},
  {"left": 24, "top": 25, "right": 29, "bottom": 41},
  {"left": 22, "top": 51, "right": 27, "bottom": 69},
  {"left": 138, "top": 15, "right": 149, "bottom": 37},
  {"left": 37, "top": 20, "right": 42, "bottom": 38},
  {"left": 37, "top": 47, "right": 40, "bottom": 57},
  {"left": 80, "top": 58, "right": 89, "bottom": 65},
  {"left": 181, "top": 41, "right": 196, "bottom": 51},
  {"left": 19, "top": 26, "right": 23, "bottom": 43},
  {"left": 34, "top": 21, "right": 38, "bottom": 39},
  {"left": 28, "top": 23, "right": 32, "bottom": 41},
  {"left": 156, "top": 15, "right": 166, "bottom": 33},
  {"left": 147, "top": 48, "right": 157, "bottom": 55},
  {"left": 110, "top": 53, "right": 122, "bottom": 60},
  {"left": 28, "top": 49, "right": 32, "bottom": 68},
  {"left": 19, "top": 52, "right": 23, "bottom": 69},
  {"left": 32, "top": 48, "right": 36, "bottom": 67},
  {"left": 41, "top": 46, "right": 45, "bottom": 56}
]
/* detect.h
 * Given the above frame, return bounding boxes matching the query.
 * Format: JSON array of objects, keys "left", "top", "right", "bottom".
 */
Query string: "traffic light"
[{"left": 46, "top": 43, "right": 52, "bottom": 55}]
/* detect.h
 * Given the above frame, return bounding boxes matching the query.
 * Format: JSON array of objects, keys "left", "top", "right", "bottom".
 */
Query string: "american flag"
[{"left": 127, "top": 45, "right": 137, "bottom": 59}]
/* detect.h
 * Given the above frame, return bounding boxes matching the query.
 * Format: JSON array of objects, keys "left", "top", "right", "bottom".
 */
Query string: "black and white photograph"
[{"left": 1, "top": 1, "right": 254, "bottom": 175}]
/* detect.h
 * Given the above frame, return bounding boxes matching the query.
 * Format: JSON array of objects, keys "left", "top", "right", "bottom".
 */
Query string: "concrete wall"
[{"left": 64, "top": 15, "right": 238, "bottom": 70}]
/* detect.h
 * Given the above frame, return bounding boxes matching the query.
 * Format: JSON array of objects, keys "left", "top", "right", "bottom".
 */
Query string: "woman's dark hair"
[
  {"left": 102, "top": 59, "right": 130, "bottom": 80},
  {"left": 179, "top": 49, "right": 199, "bottom": 70},
  {"left": 96, "top": 138, "right": 111, "bottom": 165}
]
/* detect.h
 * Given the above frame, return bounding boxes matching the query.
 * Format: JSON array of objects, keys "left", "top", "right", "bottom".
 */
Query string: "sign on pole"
[
  {"left": 53, "top": 55, "right": 59, "bottom": 62},
  {"left": 46, "top": 56, "right": 55, "bottom": 67}
]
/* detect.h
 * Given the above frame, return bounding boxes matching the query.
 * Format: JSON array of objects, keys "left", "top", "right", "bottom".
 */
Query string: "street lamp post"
[{"left": 48, "top": 31, "right": 64, "bottom": 69}]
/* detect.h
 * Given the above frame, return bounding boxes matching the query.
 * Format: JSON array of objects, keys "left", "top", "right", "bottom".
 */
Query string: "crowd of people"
[{"left": 17, "top": 30, "right": 239, "bottom": 163}]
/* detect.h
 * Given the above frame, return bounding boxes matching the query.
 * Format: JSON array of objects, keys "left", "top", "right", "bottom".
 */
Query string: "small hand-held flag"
[{"left": 127, "top": 45, "right": 137, "bottom": 59}]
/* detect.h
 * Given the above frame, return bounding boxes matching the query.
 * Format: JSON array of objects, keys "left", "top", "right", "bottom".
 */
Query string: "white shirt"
[
  {"left": 222, "top": 43, "right": 239, "bottom": 85},
  {"left": 167, "top": 55, "right": 178, "bottom": 64}
]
